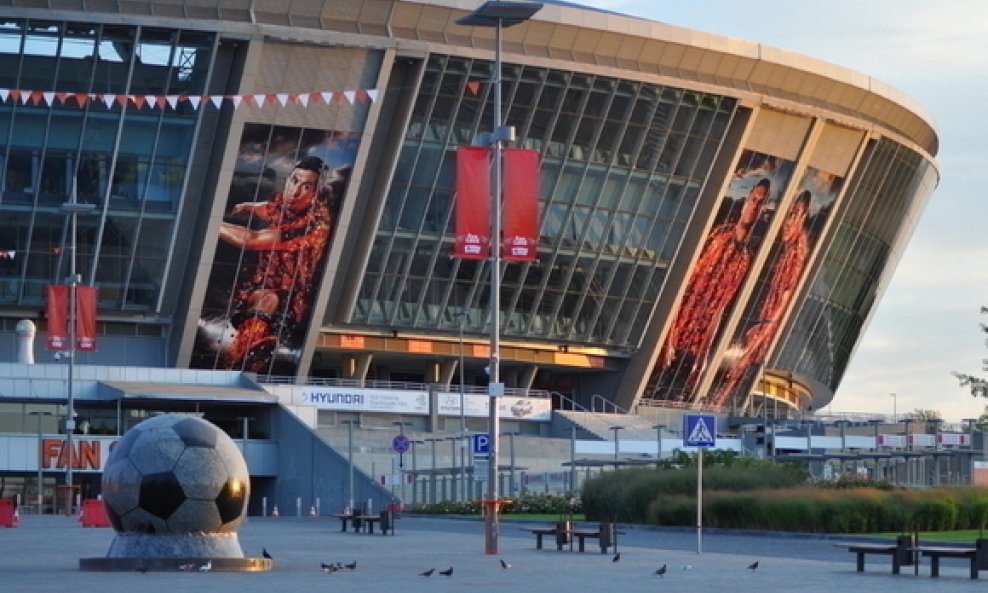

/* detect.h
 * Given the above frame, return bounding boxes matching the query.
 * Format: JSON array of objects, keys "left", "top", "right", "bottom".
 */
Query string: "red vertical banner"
[
  {"left": 45, "top": 285, "right": 68, "bottom": 350},
  {"left": 454, "top": 146, "right": 491, "bottom": 259},
  {"left": 502, "top": 148, "right": 540, "bottom": 261},
  {"left": 75, "top": 286, "right": 98, "bottom": 351}
]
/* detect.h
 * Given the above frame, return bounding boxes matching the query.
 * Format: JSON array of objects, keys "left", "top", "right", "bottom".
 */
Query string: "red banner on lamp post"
[
  {"left": 502, "top": 148, "right": 540, "bottom": 261},
  {"left": 454, "top": 146, "right": 491, "bottom": 259},
  {"left": 45, "top": 285, "right": 69, "bottom": 350},
  {"left": 75, "top": 286, "right": 98, "bottom": 351}
]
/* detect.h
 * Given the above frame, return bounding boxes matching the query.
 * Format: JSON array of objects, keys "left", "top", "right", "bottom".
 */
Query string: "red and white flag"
[
  {"left": 453, "top": 147, "right": 491, "bottom": 259},
  {"left": 501, "top": 148, "right": 540, "bottom": 261},
  {"left": 45, "top": 285, "right": 69, "bottom": 350}
]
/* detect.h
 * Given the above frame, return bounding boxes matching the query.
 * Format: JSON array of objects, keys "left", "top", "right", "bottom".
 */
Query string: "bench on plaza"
[
  {"left": 834, "top": 535, "right": 914, "bottom": 574},
  {"left": 331, "top": 510, "right": 396, "bottom": 535},
  {"left": 522, "top": 521, "right": 618, "bottom": 554},
  {"left": 917, "top": 539, "right": 988, "bottom": 579}
]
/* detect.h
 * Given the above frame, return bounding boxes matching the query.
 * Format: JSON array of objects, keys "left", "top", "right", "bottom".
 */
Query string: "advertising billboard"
[{"left": 192, "top": 124, "right": 359, "bottom": 375}]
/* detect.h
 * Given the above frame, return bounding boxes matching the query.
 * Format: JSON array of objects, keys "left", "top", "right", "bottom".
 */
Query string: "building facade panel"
[{"left": 0, "top": 1, "right": 938, "bottom": 418}]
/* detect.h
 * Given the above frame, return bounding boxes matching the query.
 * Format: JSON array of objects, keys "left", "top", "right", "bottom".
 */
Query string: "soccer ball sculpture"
[
  {"left": 88, "top": 414, "right": 262, "bottom": 568},
  {"left": 102, "top": 414, "right": 249, "bottom": 534}
]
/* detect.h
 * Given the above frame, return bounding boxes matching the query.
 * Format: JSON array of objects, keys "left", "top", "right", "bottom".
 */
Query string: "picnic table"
[{"left": 521, "top": 521, "right": 618, "bottom": 554}]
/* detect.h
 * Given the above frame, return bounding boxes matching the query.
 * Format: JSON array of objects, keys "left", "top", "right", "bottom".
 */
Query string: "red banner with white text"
[
  {"left": 75, "top": 286, "right": 98, "bottom": 351},
  {"left": 45, "top": 285, "right": 98, "bottom": 351},
  {"left": 45, "top": 285, "right": 68, "bottom": 350},
  {"left": 454, "top": 147, "right": 491, "bottom": 259},
  {"left": 502, "top": 148, "right": 540, "bottom": 261}
]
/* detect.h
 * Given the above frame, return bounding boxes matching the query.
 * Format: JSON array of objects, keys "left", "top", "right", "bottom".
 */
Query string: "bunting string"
[{"left": 0, "top": 87, "right": 379, "bottom": 110}]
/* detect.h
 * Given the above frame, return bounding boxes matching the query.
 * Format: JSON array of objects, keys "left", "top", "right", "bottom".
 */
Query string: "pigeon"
[
  {"left": 747, "top": 561, "right": 759, "bottom": 571},
  {"left": 321, "top": 563, "right": 338, "bottom": 573},
  {"left": 612, "top": 552, "right": 621, "bottom": 563},
  {"left": 344, "top": 561, "right": 357, "bottom": 570},
  {"left": 655, "top": 564, "right": 667, "bottom": 577},
  {"left": 262, "top": 548, "right": 273, "bottom": 560},
  {"left": 198, "top": 561, "right": 212, "bottom": 572},
  {"left": 499, "top": 559, "right": 512, "bottom": 569},
  {"left": 439, "top": 566, "right": 454, "bottom": 576},
  {"left": 178, "top": 562, "right": 196, "bottom": 572},
  {"left": 419, "top": 568, "right": 435, "bottom": 577}
]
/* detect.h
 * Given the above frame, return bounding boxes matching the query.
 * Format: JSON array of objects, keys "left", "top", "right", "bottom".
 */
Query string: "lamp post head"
[{"left": 456, "top": 1, "right": 543, "bottom": 28}]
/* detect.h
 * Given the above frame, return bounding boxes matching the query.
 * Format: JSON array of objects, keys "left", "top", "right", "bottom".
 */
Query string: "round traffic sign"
[{"left": 392, "top": 434, "right": 411, "bottom": 453}]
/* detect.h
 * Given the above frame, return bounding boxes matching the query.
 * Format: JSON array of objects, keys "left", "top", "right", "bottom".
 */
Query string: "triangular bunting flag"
[
  {"left": 367, "top": 89, "right": 379, "bottom": 102},
  {"left": 165, "top": 95, "right": 179, "bottom": 109},
  {"left": 320, "top": 91, "right": 333, "bottom": 104},
  {"left": 254, "top": 94, "right": 266, "bottom": 108},
  {"left": 42, "top": 91, "right": 55, "bottom": 105},
  {"left": 115, "top": 96, "right": 130, "bottom": 107},
  {"left": 343, "top": 90, "right": 356, "bottom": 104},
  {"left": 298, "top": 93, "right": 310, "bottom": 107},
  {"left": 232, "top": 95, "right": 243, "bottom": 109},
  {"left": 55, "top": 92, "right": 69, "bottom": 104},
  {"left": 276, "top": 93, "right": 289, "bottom": 106},
  {"left": 101, "top": 94, "right": 115, "bottom": 108},
  {"left": 0, "top": 88, "right": 8, "bottom": 102},
  {"left": 466, "top": 81, "right": 482, "bottom": 95},
  {"left": 188, "top": 96, "right": 201, "bottom": 109},
  {"left": 132, "top": 95, "right": 146, "bottom": 109},
  {"left": 18, "top": 90, "right": 29, "bottom": 104},
  {"left": 210, "top": 95, "right": 223, "bottom": 109},
  {"left": 74, "top": 93, "right": 88, "bottom": 107}
]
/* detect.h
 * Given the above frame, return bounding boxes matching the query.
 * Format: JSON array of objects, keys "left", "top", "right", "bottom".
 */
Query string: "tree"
[
  {"left": 952, "top": 306, "right": 988, "bottom": 397},
  {"left": 909, "top": 408, "right": 943, "bottom": 433}
]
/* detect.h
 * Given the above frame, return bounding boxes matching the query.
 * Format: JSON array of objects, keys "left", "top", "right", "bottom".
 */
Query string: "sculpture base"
[
  {"left": 79, "top": 531, "right": 271, "bottom": 572},
  {"left": 80, "top": 556, "right": 271, "bottom": 572}
]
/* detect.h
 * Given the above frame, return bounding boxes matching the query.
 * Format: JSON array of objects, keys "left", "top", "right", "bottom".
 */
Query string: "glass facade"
[
  {"left": 775, "top": 138, "right": 939, "bottom": 391},
  {"left": 355, "top": 54, "right": 737, "bottom": 348},
  {"left": 0, "top": 19, "right": 215, "bottom": 312}
]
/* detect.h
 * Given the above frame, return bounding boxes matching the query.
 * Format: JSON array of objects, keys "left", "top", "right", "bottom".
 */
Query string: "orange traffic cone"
[{"left": 271, "top": 505, "right": 280, "bottom": 518}]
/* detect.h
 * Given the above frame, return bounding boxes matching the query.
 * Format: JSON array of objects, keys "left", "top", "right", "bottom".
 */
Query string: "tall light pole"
[
  {"left": 890, "top": 392, "right": 897, "bottom": 424},
  {"left": 456, "top": 0, "right": 543, "bottom": 556},
  {"left": 652, "top": 424, "right": 666, "bottom": 463},
  {"left": 341, "top": 420, "right": 356, "bottom": 511},
  {"left": 610, "top": 426, "right": 625, "bottom": 461},
  {"left": 28, "top": 411, "right": 53, "bottom": 513},
  {"left": 61, "top": 181, "right": 95, "bottom": 515}
]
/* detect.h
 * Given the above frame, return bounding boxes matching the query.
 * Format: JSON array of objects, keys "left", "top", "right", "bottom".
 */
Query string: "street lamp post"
[
  {"left": 890, "top": 393, "right": 897, "bottom": 424},
  {"left": 60, "top": 183, "right": 95, "bottom": 516},
  {"left": 652, "top": 424, "right": 666, "bottom": 464},
  {"left": 610, "top": 426, "right": 625, "bottom": 461},
  {"left": 28, "top": 411, "right": 53, "bottom": 513},
  {"left": 341, "top": 420, "right": 356, "bottom": 511},
  {"left": 456, "top": 0, "right": 543, "bottom": 556}
]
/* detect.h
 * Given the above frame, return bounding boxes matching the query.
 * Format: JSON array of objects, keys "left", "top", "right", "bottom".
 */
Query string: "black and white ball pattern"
[{"left": 101, "top": 414, "right": 250, "bottom": 534}]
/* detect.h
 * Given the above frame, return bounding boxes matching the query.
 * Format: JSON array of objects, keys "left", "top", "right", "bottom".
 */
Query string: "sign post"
[{"left": 683, "top": 414, "right": 716, "bottom": 555}]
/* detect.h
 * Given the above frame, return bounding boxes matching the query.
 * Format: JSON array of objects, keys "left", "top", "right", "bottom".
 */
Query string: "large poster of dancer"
[
  {"left": 648, "top": 150, "right": 794, "bottom": 404},
  {"left": 192, "top": 124, "right": 359, "bottom": 375},
  {"left": 708, "top": 167, "right": 843, "bottom": 408}
]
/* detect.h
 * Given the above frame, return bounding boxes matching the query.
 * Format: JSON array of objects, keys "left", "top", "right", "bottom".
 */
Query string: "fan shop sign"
[
  {"left": 300, "top": 387, "right": 429, "bottom": 415},
  {"left": 40, "top": 437, "right": 114, "bottom": 472}
]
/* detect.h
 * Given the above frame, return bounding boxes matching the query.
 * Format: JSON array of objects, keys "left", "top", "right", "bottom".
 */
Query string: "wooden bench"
[
  {"left": 522, "top": 522, "right": 618, "bottom": 554},
  {"left": 331, "top": 511, "right": 396, "bottom": 535},
  {"left": 835, "top": 535, "right": 914, "bottom": 574},
  {"left": 918, "top": 539, "right": 988, "bottom": 579}
]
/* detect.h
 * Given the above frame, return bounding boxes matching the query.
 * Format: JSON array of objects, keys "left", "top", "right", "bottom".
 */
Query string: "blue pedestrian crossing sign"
[{"left": 683, "top": 414, "right": 716, "bottom": 448}]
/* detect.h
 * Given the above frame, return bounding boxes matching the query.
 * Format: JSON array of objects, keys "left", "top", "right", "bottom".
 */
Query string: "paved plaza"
[{"left": 1, "top": 514, "right": 984, "bottom": 592}]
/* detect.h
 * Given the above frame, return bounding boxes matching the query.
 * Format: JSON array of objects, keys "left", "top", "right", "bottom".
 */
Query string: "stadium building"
[{"left": 0, "top": 0, "right": 944, "bottom": 513}]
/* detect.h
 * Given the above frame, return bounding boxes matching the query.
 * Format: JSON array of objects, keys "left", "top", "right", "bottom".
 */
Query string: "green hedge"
[{"left": 581, "top": 464, "right": 988, "bottom": 533}]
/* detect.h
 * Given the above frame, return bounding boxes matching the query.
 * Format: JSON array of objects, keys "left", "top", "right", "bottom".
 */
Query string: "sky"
[{"left": 574, "top": 0, "right": 988, "bottom": 423}]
